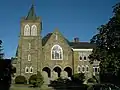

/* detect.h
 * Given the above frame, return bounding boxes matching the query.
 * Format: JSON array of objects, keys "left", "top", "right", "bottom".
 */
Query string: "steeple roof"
[{"left": 25, "top": 4, "right": 37, "bottom": 20}]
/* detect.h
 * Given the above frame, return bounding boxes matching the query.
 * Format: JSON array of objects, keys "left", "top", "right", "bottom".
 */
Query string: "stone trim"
[{"left": 72, "top": 48, "right": 93, "bottom": 51}]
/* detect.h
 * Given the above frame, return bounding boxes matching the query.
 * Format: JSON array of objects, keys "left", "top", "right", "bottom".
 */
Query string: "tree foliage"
[
  {"left": 0, "top": 60, "right": 12, "bottom": 90},
  {"left": 0, "top": 40, "right": 4, "bottom": 59},
  {"left": 36, "top": 71, "right": 44, "bottom": 87},
  {"left": 0, "top": 40, "right": 13, "bottom": 90},
  {"left": 89, "top": 2, "right": 120, "bottom": 84}
]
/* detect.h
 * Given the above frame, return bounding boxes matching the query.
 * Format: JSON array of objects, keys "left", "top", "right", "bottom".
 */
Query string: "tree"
[
  {"left": 0, "top": 40, "right": 4, "bottom": 59},
  {"left": 36, "top": 71, "right": 44, "bottom": 87},
  {"left": 89, "top": 2, "right": 120, "bottom": 84},
  {"left": 0, "top": 59, "right": 12, "bottom": 90},
  {"left": 0, "top": 40, "right": 13, "bottom": 90}
]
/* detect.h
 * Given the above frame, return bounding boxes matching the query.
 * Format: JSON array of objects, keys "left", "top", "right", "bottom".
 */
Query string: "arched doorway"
[
  {"left": 42, "top": 67, "right": 51, "bottom": 78},
  {"left": 64, "top": 67, "right": 72, "bottom": 77},
  {"left": 53, "top": 66, "right": 62, "bottom": 77}
]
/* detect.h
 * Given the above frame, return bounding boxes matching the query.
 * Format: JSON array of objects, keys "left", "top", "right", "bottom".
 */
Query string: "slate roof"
[
  {"left": 42, "top": 33, "right": 53, "bottom": 46},
  {"left": 69, "top": 42, "right": 96, "bottom": 49},
  {"left": 42, "top": 33, "right": 96, "bottom": 49},
  {"left": 25, "top": 4, "right": 37, "bottom": 20}
]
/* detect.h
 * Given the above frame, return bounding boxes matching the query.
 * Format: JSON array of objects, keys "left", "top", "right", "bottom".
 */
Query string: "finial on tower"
[{"left": 32, "top": 0, "right": 35, "bottom": 6}]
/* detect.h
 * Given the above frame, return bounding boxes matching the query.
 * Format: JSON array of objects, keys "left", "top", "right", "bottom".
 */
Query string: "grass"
[{"left": 10, "top": 84, "right": 53, "bottom": 90}]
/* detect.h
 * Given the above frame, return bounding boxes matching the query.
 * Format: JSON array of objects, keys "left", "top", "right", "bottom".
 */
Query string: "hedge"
[{"left": 15, "top": 75, "right": 27, "bottom": 84}]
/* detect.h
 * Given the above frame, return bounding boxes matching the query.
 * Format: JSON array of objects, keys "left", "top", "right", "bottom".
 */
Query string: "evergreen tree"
[
  {"left": 36, "top": 71, "right": 44, "bottom": 87},
  {"left": 0, "top": 40, "right": 4, "bottom": 59},
  {"left": 89, "top": 2, "right": 120, "bottom": 84}
]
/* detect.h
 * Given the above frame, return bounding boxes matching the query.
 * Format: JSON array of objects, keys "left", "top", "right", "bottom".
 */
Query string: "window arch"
[
  {"left": 77, "top": 66, "right": 81, "bottom": 73},
  {"left": 84, "top": 56, "right": 87, "bottom": 60},
  {"left": 28, "top": 54, "right": 31, "bottom": 61},
  {"left": 51, "top": 45, "right": 63, "bottom": 60},
  {"left": 30, "top": 66, "right": 33, "bottom": 73},
  {"left": 24, "top": 24, "right": 30, "bottom": 36},
  {"left": 82, "top": 65, "right": 85, "bottom": 73},
  {"left": 31, "top": 25, "right": 37, "bottom": 36},
  {"left": 25, "top": 66, "right": 29, "bottom": 73},
  {"left": 79, "top": 56, "right": 82, "bottom": 60}
]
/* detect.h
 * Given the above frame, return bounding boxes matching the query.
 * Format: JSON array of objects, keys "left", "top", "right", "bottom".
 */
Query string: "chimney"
[{"left": 74, "top": 37, "right": 79, "bottom": 42}]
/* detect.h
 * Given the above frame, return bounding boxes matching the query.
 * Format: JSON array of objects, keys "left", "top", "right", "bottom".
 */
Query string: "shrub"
[
  {"left": 71, "top": 73, "right": 85, "bottom": 84},
  {"left": 29, "top": 71, "right": 44, "bottom": 87},
  {"left": 87, "top": 78, "right": 96, "bottom": 83},
  {"left": 15, "top": 75, "right": 27, "bottom": 84},
  {"left": 29, "top": 74, "right": 37, "bottom": 84}
]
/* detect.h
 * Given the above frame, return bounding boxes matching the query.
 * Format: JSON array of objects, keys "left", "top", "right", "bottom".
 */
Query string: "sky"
[{"left": 0, "top": 0, "right": 119, "bottom": 59}]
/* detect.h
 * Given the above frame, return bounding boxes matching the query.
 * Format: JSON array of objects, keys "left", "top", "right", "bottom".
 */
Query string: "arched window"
[
  {"left": 25, "top": 66, "right": 29, "bottom": 73},
  {"left": 28, "top": 54, "right": 31, "bottom": 61},
  {"left": 51, "top": 45, "right": 63, "bottom": 60},
  {"left": 79, "top": 56, "right": 82, "bottom": 60},
  {"left": 30, "top": 66, "right": 33, "bottom": 73},
  {"left": 82, "top": 65, "right": 85, "bottom": 73},
  {"left": 31, "top": 25, "right": 37, "bottom": 36},
  {"left": 77, "top": 66, "right": 81, "bottom": 73},
  {"left": 84, "top": 56, "right": 87, "bottom": 60},
  {"left": 86, "top": 65, "right": 89, "bottom": 72},
  {"left": 24, "top": 24, "right": 30, "bottom": 36}
]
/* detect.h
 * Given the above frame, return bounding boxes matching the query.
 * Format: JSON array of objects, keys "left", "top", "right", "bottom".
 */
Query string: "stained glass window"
[{"left": 51, "top": 45, "right": 63, "bottom": 60}]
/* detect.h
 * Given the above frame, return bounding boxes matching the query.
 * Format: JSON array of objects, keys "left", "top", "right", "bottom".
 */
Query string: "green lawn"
[{"left": 10, "top": 84, "right": 54, "bottom": 90}]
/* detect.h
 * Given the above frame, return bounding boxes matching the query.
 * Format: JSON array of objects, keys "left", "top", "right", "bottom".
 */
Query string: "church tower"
[{"left": 16, "top": 4, "right": 43, "bottom": 79}]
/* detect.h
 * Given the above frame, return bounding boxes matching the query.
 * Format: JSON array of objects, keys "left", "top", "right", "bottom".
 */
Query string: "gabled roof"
[
  {"left": 69, "top": 42, "right": 96, "bottom": 49},
  {"left": 42, "top": 31, "right": 70, "bottom": 46},
  {"left": 25, "top": 4, "right": 37, "bottom": 20},
  {"left": 42, "top": 33, "right": 53, "bottom": 46},
  {"left": 42, "top": 33, "right": 95, "bottom": 49}
]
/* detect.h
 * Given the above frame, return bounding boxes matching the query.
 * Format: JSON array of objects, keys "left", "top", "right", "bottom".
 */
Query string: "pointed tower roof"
[{"left": 25, "top": 4, "right": 37, "bottom": 20}]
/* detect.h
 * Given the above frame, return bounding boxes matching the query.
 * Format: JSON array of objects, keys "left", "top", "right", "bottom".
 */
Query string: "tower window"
[
  {"left": 25, "top": 67, "right": 29, "bottom": 73},
  {"left": 51, "top": 45, "right": 63, "bottom": 60},
  {"left": 28, "top": 54, "right": 31, "bottom": 61},
  {"left": 31, "top": 25, "right": 37, "bottom": 36},
  {"left": 24, "top": 24, "right": 30, "bottom": 36},
  {"left": 30, "top": 66, "right": 33, "bottom": 73}
]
